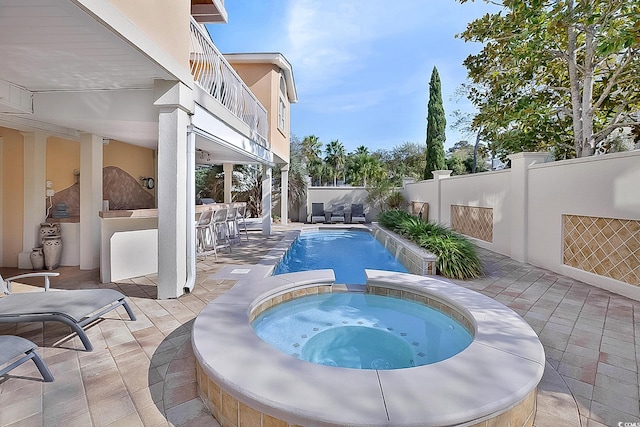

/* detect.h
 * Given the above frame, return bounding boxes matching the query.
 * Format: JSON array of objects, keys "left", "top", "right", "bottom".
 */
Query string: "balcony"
[{"left": 189, "top": 19, "right": 269, "bottom": 149}]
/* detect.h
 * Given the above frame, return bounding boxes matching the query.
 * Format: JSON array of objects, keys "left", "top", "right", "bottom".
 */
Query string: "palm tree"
[
  {"left": 324, "top": 139, "right": 346, "bottom": 186},
  {"left": 301, "top": 135, "right": 323, "bottom": 186},
  {"left": 347, "top": 146, "right": 384, "bottom": 187},
  {"left": 284, "top": 135, "right": 308, "bottom": 215}
]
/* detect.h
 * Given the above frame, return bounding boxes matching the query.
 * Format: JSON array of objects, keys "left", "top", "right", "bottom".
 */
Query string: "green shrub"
[{"left": 378, "top": 209, "right": 482, "bottom": 279}]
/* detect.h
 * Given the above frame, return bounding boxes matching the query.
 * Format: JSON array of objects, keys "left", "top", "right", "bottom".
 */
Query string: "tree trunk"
[
  {"left": 581, "top": 22, "right": 596, "bottom": 156},
  {"left": 472, "top": 126, "right": 482, "bottom": 173},
  {"left": 566, "top": 5, "right": 585, "bottom": 157}
]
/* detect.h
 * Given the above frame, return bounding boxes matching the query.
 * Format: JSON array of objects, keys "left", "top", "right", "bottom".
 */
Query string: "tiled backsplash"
[{"left": 48, "top": 166, "right": 154, "bottom": 216}]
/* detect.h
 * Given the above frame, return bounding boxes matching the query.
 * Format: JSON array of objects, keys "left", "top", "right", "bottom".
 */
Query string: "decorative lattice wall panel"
[
  {"left": 563, "top": 215, "right": 640, "bottom": 286},
  {"left": 451, "top": 205, "right": 493, "bottom": 243}
]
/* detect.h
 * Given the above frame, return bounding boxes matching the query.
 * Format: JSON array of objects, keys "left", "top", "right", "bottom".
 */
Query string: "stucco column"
[
  {"left": 432, "top": 170, "right": 452, "bottom": 224},
  {"left": 280, "top": 164, "right": 289, "bottom": 225},
  {"left": 155, "top": 80, "right": 193, "bottom": 299},
  {"left": 79, "top": 133, "right": 103, "bottom": 269},
  {"left": 261, "top": 165, "right": 272, "bottom": 235},
  {"left": 507, "top": 152, "right": 550, "bottom": 263},
  {"left": 223, "top": 163, "right": 233, "bottom": 203},
  {"left": 18, "top": 132, "right": 47, "bottom": 269}
]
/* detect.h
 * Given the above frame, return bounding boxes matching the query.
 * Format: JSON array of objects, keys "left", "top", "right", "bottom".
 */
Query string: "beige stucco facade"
[
  {"left": 108, "top": 0, "right": 192, "bottom": 67},
  {"left": 226, "top": 54, "right": 297, "bottom": 165}
]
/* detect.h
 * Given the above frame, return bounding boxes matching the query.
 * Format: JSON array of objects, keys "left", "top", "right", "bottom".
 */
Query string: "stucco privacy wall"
[
  {"left": 440, "top": 170, "right": 512, "bottom": 256},
  {"left": 305, "top": 186, "right": 373, "bottom": 223},
  {"left": 402, "top": 177, "right": 439, "bottom": 221},
  {"left": 402, "top": 150, "right": 640, "bottom": 301},
  {"left": 527, "top": 151, "right": 640, "bottom": 295}
]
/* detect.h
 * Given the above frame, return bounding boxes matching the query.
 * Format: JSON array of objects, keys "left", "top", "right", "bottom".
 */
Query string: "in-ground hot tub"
[{"left": 192, "top": 269, "right": 545, "bottom": 427}]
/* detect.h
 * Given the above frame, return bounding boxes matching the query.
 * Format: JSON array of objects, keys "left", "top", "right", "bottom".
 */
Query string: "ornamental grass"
[{"left": 377, "top": 209, "right": 482, "bottom": 280}]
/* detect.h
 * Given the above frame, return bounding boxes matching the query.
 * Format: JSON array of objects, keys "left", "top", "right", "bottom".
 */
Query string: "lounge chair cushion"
[
  {"left": 0, "top": 289, "right": 136, "bottom": 351},
  {"left": 0, "top": 289, "right": 127, "bottom": 322}
]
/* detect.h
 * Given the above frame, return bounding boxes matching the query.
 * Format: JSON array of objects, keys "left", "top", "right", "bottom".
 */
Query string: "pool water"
[
  {"left": 252, "top": 292, "right": 473, "bottom": 370},
  {"left": 274, "top": 230, "right": 408, "bottom": 284}
]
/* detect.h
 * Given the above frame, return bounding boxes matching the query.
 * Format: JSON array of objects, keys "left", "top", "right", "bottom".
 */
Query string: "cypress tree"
[{"left": 424, "top": 66, "right": 447, "bottom": 180}]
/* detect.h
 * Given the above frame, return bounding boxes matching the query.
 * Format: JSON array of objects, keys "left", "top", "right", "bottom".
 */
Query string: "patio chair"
[
  {"left": 330, "top": 205, "right": 346, "bottom": 223},
  {"left": 0, "top": 274, "right": 136, "bottom": 351},
  {"left": 0, "top": 335, "right": 54, "bottom": 382},
  {"left": 311, "top": 203, "right": 326, "bottom": 224},
  {"left": 350, "top": 204, "right": 366, "bottom": 224}
]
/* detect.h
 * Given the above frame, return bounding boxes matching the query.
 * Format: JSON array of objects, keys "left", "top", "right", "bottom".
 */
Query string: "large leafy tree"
[
  {"left": 458, "top": 0, "right": 640, "bottom": 158},
  {"left": 375, "top": 142, "right": 426, "bottom": 185},
  {"left": 424, "top": 66, "right": 447, "bottom": 179}
]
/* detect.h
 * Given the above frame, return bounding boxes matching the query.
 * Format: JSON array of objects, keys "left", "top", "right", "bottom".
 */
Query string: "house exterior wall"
[
  {"left": 1, "top": 128, "right": 24, "bottom": 267},
  {"left": 103, "top": 140, "right": 156, "bottom": 194},
  {"left": 0, "top": 134, "right": 158, "bottom": 267},
  {"left": 47, "top": 137, "right": 80, "bottom": 191},
  {"left": 231, "top": 63, "right": 290, "bottom": 164},
  {"left": 107, "top": 0, "right": 191, "bottom": 67}
]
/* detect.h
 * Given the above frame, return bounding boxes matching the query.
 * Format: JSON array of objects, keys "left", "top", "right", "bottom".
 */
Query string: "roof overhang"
[
  {"left": 224, "top": 53, "right": 298, "bottom": 103},
  {"left": 191, "top": 0, "right": 228, "bottom": 24}
]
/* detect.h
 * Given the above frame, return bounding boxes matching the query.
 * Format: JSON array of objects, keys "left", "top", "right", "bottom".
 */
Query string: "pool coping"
[{"left": 192, "top": 269, "right": 545, "bottom": 426}]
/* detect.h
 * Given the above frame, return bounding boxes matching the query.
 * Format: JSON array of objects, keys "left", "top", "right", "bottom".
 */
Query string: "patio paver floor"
[{"left": 1, "top": 224, "right": 638, "bottom": 426}]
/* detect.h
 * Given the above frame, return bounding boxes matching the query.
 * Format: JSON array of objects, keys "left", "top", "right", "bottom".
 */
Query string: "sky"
[{"left": 207, "top": 0, "right": 499, "bottom": 154}]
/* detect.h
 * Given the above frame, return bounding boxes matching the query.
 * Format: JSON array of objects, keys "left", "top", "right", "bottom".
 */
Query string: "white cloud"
[{"left": 285, "top": 0, "right": 432, "bottom": 88}]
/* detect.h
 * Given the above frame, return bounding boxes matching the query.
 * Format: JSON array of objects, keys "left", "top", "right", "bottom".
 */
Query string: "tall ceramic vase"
[
  {"left": 40, "top": 223, "right": 61, "bottom": 244},
  {"left": 42, "top": 236, "right": 62, "bottom": 270},
  {"left": 30, "top": 247, "right": 44, "bottom": 270}
]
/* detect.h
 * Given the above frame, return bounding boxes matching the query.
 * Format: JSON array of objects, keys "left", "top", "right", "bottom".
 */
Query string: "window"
[
  {"left": 278, "top": 97, "right": 286, "bottom": 133},
  {"left": 278, "top": 75, "right": 287, "bottom": 133}
]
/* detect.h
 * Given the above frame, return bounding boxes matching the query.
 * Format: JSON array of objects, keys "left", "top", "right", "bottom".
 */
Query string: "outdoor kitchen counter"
[{"left": 99, "top": 203, "right": 246, "bottom": 283}]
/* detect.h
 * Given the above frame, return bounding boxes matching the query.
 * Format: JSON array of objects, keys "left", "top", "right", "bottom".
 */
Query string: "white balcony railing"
[{"left": 189, "top": 19, "right": 269, "bottom": 148}]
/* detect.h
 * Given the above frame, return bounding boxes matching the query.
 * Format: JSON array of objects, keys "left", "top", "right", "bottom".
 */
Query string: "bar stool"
[
  {"left": 195, "top": 210, "right": 215, "bottom": 257},
  {"left": 236, "top": 204, "right": 249, "bottom": 241},
  {"left": 226, "top": 206, "right": 240, "bottom": 245},
  {"left": 212, "top": 208, "right": 230, "bottom": 255}
]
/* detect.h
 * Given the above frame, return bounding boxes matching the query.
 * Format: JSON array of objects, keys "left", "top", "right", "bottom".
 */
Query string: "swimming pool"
[
  {"left": 274, "top": 229, "right": 408, "bottom": 283},
  {"left": 252, "top": 292, "right": 473, "bottom": 369}
]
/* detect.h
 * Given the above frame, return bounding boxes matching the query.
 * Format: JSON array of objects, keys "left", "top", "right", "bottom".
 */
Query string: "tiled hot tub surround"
[{"left": 192, "top": 270, "right": 545, "bottom": 427}]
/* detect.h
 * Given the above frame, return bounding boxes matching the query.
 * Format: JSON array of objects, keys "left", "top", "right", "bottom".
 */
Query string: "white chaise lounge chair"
[
  {"left": 0, "top": 335, "right": 54, "bottom": 382},
  {"left": 0, "top": 272, "right": 136, "bottom": 352}
]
